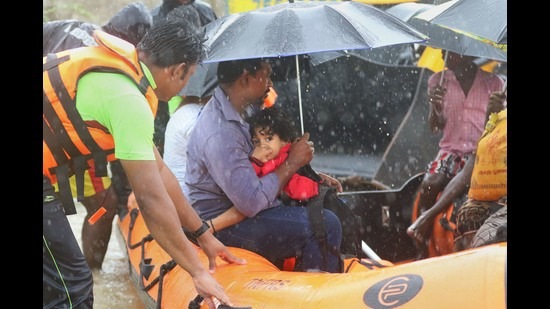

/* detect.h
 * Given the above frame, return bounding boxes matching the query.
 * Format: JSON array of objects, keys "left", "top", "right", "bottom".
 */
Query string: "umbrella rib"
[{"left": 323, "top": 5, "right": 370, "bottom": 48}]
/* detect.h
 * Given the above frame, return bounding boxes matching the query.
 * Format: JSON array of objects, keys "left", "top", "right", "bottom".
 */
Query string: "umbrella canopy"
[
  {"left": 201, "top": 0, "right": 428, "bottom": 63},
  {"left": 179, "top": 53, "right": 346, "bottom": 100},
  {"left": 409, "top": 0, "right": 506, "bottom": 62},
  {"left": 201, "top": 0, "right": 428, "bottom": 133},
  {"left": 347, "top": 2, "right": 435, "bottom": 66},
  {"left": 428, "top": 0, "right": 506, "bottom": 44},
  {"left": 385, "top": 2, "right": 433, "bottom": 21},
  {"left": 328, "top": 1, "right": 506, "bottom": 67},
  {"left": 179, "top": 62, "right": 218, "bottom": 98}
]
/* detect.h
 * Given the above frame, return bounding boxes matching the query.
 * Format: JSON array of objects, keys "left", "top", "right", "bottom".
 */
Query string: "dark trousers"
[
  {"left": 43, "top": 175, "right": 93, "bottom": 309},
  {"left": 214, "top": 205, "right": 343, "bottom": 273}
]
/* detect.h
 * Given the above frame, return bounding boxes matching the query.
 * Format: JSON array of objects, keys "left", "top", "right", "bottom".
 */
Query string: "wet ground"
[{"left": 67, "top": 203, "right": 145, "bottom": 309}]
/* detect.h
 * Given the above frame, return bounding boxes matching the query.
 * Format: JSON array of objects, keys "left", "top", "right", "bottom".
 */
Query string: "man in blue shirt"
[{"left": 186, "top": 58, "right": 344, "bottom": 272}]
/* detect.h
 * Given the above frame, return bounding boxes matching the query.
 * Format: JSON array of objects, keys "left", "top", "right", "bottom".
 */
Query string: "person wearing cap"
[{"left": 42, "top": 1, "right": 153, "bottom": 270}]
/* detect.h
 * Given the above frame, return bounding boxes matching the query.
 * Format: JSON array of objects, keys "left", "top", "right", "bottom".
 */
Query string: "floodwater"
[{"left": 67, "top": 202, "right": 145, "bottom": 309}]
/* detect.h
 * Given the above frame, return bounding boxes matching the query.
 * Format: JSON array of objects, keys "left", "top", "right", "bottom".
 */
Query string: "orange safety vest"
[{"left": 43, "top": 30, "right": 158, "bottom": 214}]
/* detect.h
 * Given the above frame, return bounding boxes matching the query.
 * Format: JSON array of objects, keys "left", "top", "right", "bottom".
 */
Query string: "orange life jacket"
[{"left": 43, "top": 30, "right": 158, "bottom": 214}]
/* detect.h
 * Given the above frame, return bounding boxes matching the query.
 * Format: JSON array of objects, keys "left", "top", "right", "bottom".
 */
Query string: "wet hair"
[
  {"left": 217, "top": 58, "right": 269, "bottom": 85},
  {"left": 137, "top": 17, "right": 206, "bottom": 68},
  {"left": 102, "top": 2, "right": 153, "bottom": 46},
  {"left": 247, "top": 107, "right": 297, "bottom": 143},
  {"left": 166, "top": 4, "right": 201, "bottom": 28}
]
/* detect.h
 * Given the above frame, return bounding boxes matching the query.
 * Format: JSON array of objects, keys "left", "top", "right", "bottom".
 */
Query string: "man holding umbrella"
[
  {"left": 408, "top": 50, "right": 505, "bottom": 259},
  {"left": 185, "top": 58, "right": 345, "bottom": 273}
]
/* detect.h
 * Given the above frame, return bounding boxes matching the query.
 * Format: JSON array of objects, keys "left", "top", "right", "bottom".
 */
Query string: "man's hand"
[
  {"left": 428, "top": 84, "right": 446, "bottom": 115},
  {"left": 196, "top": 232, "right": 247, "bottom": 272},
  {"left": 486, "top": 90, "right": 507, "bottom": 120},
  {"left": 406, "top": 212, "right": 433, "bottom": 260},
  {"left": 287, "top": 132, "right": 314, "bottom": 168},
  {"left": 191, "top": 270, "right": 233, "bottom": 309}
]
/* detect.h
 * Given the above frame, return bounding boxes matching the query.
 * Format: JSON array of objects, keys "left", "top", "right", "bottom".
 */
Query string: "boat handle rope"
[
  {"left": 127, "top": 208, "right": 253, "bottom": 309},
  {"left": 127, "top": 208, "right": 154, "bottom": 250},
  {"left": 126, "top": 208, "right": 157, "bottom": 287},
  {"left": 127, "top": 207, "right": 180, "bottom": 309},
  {"left": 154, "top": 260, "right": 177, "bottom": 309}
]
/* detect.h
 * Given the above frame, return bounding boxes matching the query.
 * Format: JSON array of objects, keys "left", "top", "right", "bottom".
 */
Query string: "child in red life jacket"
[{"left": 248, "top": 107, "right": 319, "bottom": 202}]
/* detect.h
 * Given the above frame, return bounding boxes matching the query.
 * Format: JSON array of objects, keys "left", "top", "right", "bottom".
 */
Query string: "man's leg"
[
  {"left": 81, "top": 185, "right": 118, "bottom": 269},
  {"left": 109, "top": 159, "right": 132, "bottom": 217},
  {"left": 214, "top": 206, "right": 343, "bottom": 273},
  {"left": 74, "top": 164, "right": 119, "bottom": 270},
  {"left": 43, "top": 176, "right": 94, "bottom": 308}
]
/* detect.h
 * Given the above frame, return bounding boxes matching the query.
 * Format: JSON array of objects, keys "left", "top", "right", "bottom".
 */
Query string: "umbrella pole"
[
  {"left": 439, "top": 51, "right": 448, "bottom": 85},
  {"left": 295, "top": 55, "right": 305, "bottom": 135}
]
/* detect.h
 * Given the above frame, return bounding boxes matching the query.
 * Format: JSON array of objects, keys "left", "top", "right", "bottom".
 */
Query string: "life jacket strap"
[{"left": 55, "top": 164, "right": 77, "bottom": 215}]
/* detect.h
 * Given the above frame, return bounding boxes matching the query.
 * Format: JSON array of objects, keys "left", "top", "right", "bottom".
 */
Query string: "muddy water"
[{"left": 67, "top": 203, "right": 145, "bottom": 309}]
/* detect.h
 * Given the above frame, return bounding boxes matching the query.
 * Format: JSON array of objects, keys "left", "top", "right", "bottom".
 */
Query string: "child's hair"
[{"left": 247, "top": 107, "right": 297, "bottom": 143}]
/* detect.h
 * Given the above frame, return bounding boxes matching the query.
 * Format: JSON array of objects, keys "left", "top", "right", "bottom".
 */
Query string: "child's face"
[{"left": 251, "top": 127, "right": 288, "bottom": 162}]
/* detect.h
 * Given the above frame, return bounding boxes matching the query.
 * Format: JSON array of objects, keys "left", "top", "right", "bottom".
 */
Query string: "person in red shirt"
[{"left": 248, "top": 107, "right": 319, "bottom": 202}]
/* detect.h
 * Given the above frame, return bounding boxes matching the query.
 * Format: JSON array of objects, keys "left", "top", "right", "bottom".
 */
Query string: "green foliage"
[{"left": 43, "top": 3, "right": 95, "bottom": 23}]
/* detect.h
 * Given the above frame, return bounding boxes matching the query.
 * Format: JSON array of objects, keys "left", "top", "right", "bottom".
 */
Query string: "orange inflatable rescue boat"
[{"left": 117, "top": 195, "right": 507, "bottom": 309}]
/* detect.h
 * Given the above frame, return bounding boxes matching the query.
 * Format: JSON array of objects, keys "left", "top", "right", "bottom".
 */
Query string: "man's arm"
[
  {"left": 121, "top": 156, "right": 211, "bottom": 276},
  {"left": 134, "top": 148, "right": 246, "bottom": 270},
  {"left": 122, "top": 148, "right": 245, "bottom": 269},
  {"left": 428, "top": 84, "right": 446, "bottom": 133}
]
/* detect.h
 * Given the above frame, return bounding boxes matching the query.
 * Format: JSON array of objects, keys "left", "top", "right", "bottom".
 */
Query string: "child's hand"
[
  {"left": 318, "top": 172, "right": 343, "bottom": 193},
  {"left": 251, "top": 145, "right": 272, "bottom": 163}
]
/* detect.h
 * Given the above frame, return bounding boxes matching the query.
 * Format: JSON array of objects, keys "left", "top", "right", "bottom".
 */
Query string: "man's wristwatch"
[{"left": 191, "top": 220, "right": 210, "bottom": 238}]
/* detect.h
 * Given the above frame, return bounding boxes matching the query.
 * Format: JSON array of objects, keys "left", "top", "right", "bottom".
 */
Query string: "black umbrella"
[
  {"left": 179, "top": 62, "right": 218, "bottom": 98},
  {"left": 181, "top": 51, "right": 347, "bottom": 99},
  {"left": 346, "top": 2, "right": 435, "bottom": 66},
  {"left": 202, "top": 0, "right": 427, "bottom": 63},
  {"left": 202, "top": 0, "right": 428, "bottom": 133},
  {"left": 354, "top": 2, "right": 507, "bottom": 64},
  {"left": 428, "top": 0, "right": 506, "bottom": 45},
  {"left": 409, "top": 0, "right": 506, "bottom": 62}
]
